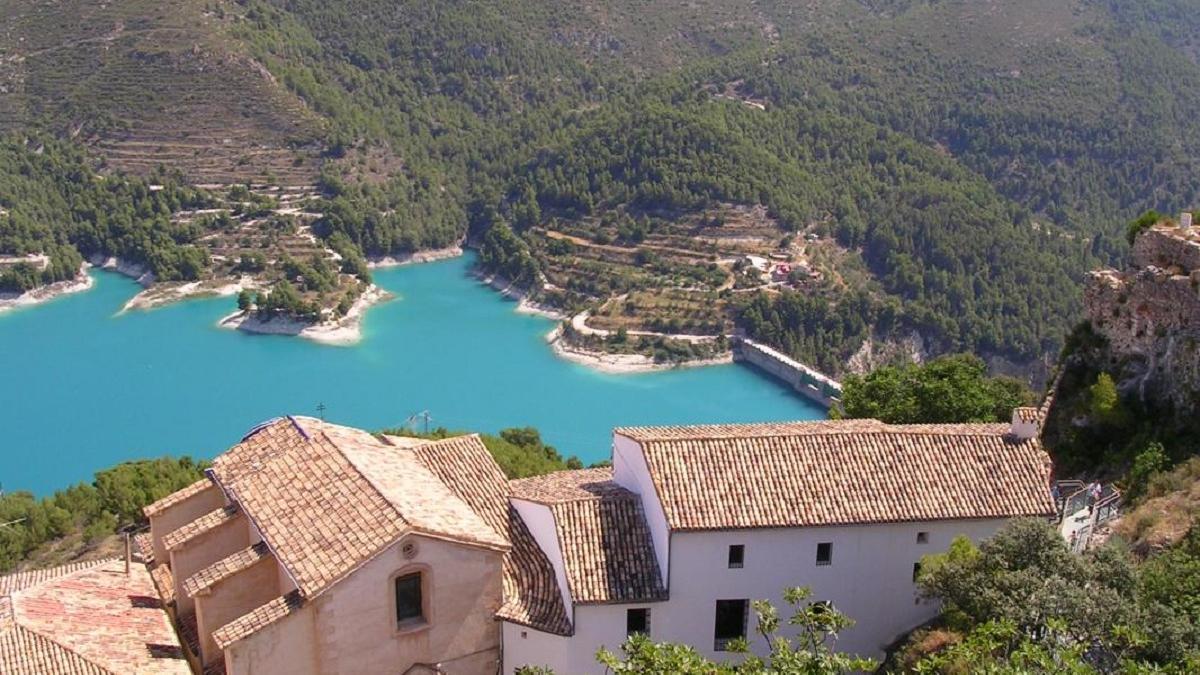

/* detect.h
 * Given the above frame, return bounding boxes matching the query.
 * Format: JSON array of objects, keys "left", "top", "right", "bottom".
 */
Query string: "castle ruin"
[{"left": 1085, "top": 213, "right": 1200, "bottom": 411}]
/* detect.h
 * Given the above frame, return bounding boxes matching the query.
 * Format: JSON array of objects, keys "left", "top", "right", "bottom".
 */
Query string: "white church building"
[{"left": 128, "top": 411, "right": 1053, "bottom": 675}]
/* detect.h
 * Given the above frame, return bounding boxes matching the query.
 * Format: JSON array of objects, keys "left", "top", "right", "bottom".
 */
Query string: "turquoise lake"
[{"left": 0, "top": 254, "right": 823, "bottom": 494}]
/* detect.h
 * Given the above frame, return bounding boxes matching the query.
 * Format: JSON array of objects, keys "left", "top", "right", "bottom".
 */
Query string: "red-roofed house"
[{"left": 126, "top": 409, "right": 1052, "bottom": 675}]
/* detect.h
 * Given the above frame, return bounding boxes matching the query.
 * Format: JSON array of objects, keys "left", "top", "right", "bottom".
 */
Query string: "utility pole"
[
  {"left": 405, "top": 410, "right": 432, "bottom": 435},
  {"left": 316, "top": 402, "right": 327, "bottom": 421}
]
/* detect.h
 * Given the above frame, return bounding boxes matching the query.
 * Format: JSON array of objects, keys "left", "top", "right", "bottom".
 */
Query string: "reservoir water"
[{"left": 0, "top": 254, "right": 823, "bottom": 494}]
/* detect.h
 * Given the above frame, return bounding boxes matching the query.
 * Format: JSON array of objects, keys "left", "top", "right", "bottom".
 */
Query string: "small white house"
[{"left": 502, "top": 414, "right": 1054, "bottom": 673}]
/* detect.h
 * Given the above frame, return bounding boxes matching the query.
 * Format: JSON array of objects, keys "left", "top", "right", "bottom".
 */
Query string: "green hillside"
[{"left": 4, "top": 0, "right": 1200, "bottom": 371}]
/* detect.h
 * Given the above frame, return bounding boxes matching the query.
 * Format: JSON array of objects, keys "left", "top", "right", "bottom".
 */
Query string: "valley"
[{"left": 4, "top": 0, "right": 1200, "bottom": 377}]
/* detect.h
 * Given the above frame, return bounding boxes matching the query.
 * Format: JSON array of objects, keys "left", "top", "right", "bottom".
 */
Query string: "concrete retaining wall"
[{"left": 733, "top": 337, "right": 841, "bottom": 408}]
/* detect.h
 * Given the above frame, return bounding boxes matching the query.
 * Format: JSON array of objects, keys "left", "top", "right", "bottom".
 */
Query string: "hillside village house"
[{"left": 83, "top": 410, "right": 1049, "bottom": 675}]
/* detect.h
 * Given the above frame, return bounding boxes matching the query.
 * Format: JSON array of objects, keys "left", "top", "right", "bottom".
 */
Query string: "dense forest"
[
  {"left": 0, "top": 136, "right": 213, "bottom": 292},
  {"left": 221, "top": 0, "right": 1200, "bottom": 369},
  {"left": 0, "top": 456, "right": 208, "bottom": 571},
  {"left": 5, "top": 0, "right": 1200, "bottom": 369}
]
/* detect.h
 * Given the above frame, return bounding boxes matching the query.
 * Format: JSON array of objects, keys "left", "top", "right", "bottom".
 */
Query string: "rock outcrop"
[{"left": 1084, "top": 217, "right": 1200, "bottom": 411}]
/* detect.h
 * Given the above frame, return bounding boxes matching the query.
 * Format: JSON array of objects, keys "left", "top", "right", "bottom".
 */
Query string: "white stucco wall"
[
  {"left": 611, "top": 434, "right": 670, "bottom": 586},
  {"left": 503, "top": 602, "right": 663, "bottom": 675},
  {"left": 511, "top": 498, "right": 574, "bottom": 617},
  {"left": 501, "top": 621, "right": 571, "bottom": 674},
  {"left": 658, "top": 519, "right": 1010, "bottom": 662},
  {"left": 503, "top": 518, "right": 1013, "bottom": 674}
]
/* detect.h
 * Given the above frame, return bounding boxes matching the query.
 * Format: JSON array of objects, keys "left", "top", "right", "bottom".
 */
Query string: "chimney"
[
  {"left": 1010, "top": 407, "right": 1039, "bottom": 441},
  {"left": 1182, "top": 212, "right": 1194, "bottom": 232}
]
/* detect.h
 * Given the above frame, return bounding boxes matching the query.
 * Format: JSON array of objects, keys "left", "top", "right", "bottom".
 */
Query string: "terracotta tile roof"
[
  {"left": 512, "top": 469, "right": 666, "bottom": 605},
  {"left": 0, "top": 559, "right": 111, "bottom": 596},
  {"left": 143, "top": 479, "right": 214, "bottom": 518},
  {"left": 162, "top": 505, "right": 240, "bottom": 553},
  {"left": 617, "top": 419, "right": 1055, "bottom": 531},
  {"left": 132, "top": 533, "right": 154, "bottom": 565},
  {"left": 0, "top": 559, "right": 189, "bottom": 674},
  {"left": 207, "top": 417, "right": 505, "bottom": 601},
  {"left": 406, "top": 435, "right": 572, "bottom": 635},
  {"left": 182, "top": 543, "right": 272, "bottom": 598},
  {"left": 211, "top": 591, "right": 304, "bottom": 650},
  {"left": 149, "top": 565, "right": 175, "bottom": 607},
  {"left": 507, "top": 468, "right": 629, "bottom": 504},
  {"left": 0, "top": 625, "right": 108, "bottom": 674},
  {"left": 1015, "top": 406, "right": 1039, "bottom": 423}
]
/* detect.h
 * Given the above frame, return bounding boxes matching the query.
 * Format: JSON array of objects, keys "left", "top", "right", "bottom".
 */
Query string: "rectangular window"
[
  {"left": 916, "top": 531, "right": 929, "bottom": 544},
  {"left": 912, "top": 562, "right": 922, "bottom": 583},
  {"left": 816, "top": 542, "right": 833, "bottom": 566},
  {"left": 714, "top": 599, "right": 748, "bottom": 651},
  {"left": 728, "top": 544, "right": 745, "bottom": 568},
  {"left": 394, "top": 573, "right": 423, "bottom": 624},
  {"left": 626, "top": 608, "right": 650, "bottom": 636}
]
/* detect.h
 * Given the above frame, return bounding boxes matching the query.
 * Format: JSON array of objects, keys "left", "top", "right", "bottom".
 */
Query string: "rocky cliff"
[{"left": 1085, "top": 218, "right": 1200, "bottom": 411}]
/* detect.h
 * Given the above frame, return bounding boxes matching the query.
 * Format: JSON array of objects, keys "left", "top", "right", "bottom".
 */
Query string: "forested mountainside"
[{"left": 4, "top": 0, "right": 1200, "bottom": 372}]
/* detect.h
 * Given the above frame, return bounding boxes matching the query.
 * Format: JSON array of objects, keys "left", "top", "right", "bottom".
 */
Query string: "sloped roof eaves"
[{"left": 211, "top": 591, "right": 305, "bottom": 650}]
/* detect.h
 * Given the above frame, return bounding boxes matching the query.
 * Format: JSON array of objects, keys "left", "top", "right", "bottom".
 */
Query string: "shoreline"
[
  {"left": 368, "top": 246, "right": 464, "bottom": 269},
  {"left": 217, "top": 284, "right": 394, "bottom": 345},
  {"left": 0, "top": 266, "right": 94, "bottom": 314},
  {"left": 545, "top": 325, "right": 734, "bottom": 374},
  {"left": 472, "top": 270, "right": 568, "bottom": 321},
  {"left": 121, "top": 277, "right": 255, "bottom": 313}
]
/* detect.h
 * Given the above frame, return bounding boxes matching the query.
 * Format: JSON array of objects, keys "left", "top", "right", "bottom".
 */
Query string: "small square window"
[
  {"left": 627, "top": 608, "right": 650, "bottom": 636},
  {"left": 714, "top": 599, "right": 748, "bottom": 651},
  {"left": 816, "top": 542, "right": 833, "bottom": 566},
  {"left": 394, "top": 572, "right": 423, "bottom": 624},
  {"left": 916, "top": 531, "right": 929, "bottom": 544},
  {"left": 727, "top": 544, "right": 745, "bottom": 569}
]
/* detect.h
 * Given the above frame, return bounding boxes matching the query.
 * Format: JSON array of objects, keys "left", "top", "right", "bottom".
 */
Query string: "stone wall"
[
  {"left": 1132, "top": 225, "right": 1200, "bottom": 272},
  {"left": 1085, "top": 223, "right": 1200, "bottom": 411}
]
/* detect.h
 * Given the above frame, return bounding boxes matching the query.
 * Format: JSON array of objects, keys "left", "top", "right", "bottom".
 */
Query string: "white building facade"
[
  {"left": 131, "top": 412, "right": 1053, "bottom": 675},
  {"left": 503, "top": 413, "right": 1055, "bottom": 674}
]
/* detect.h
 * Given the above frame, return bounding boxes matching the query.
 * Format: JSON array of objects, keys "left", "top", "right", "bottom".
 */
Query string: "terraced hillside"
[
  {"left": 0, "top": 0, "right": 323, "bottom": 184},
  {"left": 6, "top": 0, "right": 1200, "bottom": 374}
]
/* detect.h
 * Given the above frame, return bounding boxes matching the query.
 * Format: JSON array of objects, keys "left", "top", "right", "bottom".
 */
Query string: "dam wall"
[{"left": 733, "top": 337, "right": 841, "bottom": 408}]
